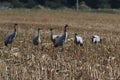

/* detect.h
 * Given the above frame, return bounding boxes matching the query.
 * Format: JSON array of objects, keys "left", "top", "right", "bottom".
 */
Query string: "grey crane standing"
[
  {"left": 33, "top": 28, "right": 41, "bottom": 45},
  {"left": 54, "top": 24, "right": 68, "bottom": 48},
  {"left": 74, "top": 33, "right": 83, "bottom": 46},
  {"left": 50, "top": 28, "right": 61, "bottom": 44},
  {"left": 4, "top": 23, "right": 17, "bottom": 49}
]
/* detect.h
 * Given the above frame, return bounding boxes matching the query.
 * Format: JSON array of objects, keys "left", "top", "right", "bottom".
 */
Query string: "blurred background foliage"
[{"left": 0, "top": 0, "right": 119, "bottom": 9}]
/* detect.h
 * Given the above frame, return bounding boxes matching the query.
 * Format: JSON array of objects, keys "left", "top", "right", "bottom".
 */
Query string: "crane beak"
[{"left": 15, "top": 23, "right": 18, "bottom": 26}]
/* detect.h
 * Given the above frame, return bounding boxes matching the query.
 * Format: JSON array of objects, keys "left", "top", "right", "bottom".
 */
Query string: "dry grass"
[{"left": 0, "top": 9, "right": 120, "bottom": 80}]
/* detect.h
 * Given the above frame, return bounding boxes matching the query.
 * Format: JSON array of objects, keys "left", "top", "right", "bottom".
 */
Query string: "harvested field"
[{"left": 0, "top": 9, "right": 120, "bottom": 80}]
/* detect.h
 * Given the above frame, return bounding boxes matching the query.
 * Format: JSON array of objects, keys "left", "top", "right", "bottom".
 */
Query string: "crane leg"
[
  {"left": 61, "top": 46, "right": 64, "bottom": 52},
  {"left": 9, "top": 44, "right": 12, "bottom": 51},
  {"left": 59, "top": 46, "right": 64, "bottom": 52}
]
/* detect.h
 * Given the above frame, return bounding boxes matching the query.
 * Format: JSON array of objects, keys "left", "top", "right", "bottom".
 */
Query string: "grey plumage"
[
  {"left": 54, "top": 24, "right": 68, "bottom": 47},
  {"left": 50, "top": 28, "right": 61, "bottom": 44},
  {"left": 74, "top": 33, "right": 83, "bottom": 46},
  {"left": 33, "top": 28, "right": 41, "bottom": 45},
  {"left": 4, "top": 24, "right": 17, "bottom": 47}
]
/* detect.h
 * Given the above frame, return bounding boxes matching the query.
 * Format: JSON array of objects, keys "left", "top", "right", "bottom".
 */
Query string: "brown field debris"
[{"left": 0, "top": 9, "right": 120, "bottom": 80}]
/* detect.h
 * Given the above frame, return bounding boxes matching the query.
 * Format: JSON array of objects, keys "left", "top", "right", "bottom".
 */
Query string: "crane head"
[
  {"left": 91, "top": 35, "right": 96, "bottom": 38},
  {"left": 50, "top": 28, "right": 53, "bottom": 31},
  {"left": 38, "top": 28, "right": 41, "bottom": 31},
  {"left": 75, "top": 33, "right": 77, "bottom": 35},
  {"left": 14, "top": 23, "right": 18, "bottom": 26},
  {"left": 65, "top": 24, "right": 68, "bottom": 28}
]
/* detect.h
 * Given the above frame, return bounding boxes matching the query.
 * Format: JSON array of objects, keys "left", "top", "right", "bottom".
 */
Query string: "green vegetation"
[{"left": 0, "top": 0, "right": 120, "bottom": 9}]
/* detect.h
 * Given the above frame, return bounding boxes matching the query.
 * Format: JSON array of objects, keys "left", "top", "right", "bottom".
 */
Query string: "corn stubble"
[{"left": 0, "top": 10, "right": 120, "bottom": 80}]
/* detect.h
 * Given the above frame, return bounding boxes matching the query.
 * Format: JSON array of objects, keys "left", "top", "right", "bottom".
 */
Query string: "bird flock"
[{"left": 4, "top": 23, "right": 102, "bottom": 50}]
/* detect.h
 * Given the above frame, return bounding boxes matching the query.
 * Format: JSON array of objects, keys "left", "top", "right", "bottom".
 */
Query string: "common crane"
[
  {"left": 50, "top": 28, "right": 61, "bottom": 44},
  {"left": 74, "top": 33, "right": 83, "bottom": 46},
  {"left": 91, "top": 35, "right": 101, "bottom": 44},
  {"left": 33, "top": 28, "right": 41, "bottom": 45},
  {"left": 4, "top": 23, "right": 17, "bottom": 48},
  {"left": 54, "top": 24, "right": 68, "bottom": 47}
]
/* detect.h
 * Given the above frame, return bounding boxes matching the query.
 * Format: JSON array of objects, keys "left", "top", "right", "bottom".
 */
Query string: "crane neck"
[
  {"left": 38, "top": 29, "right": 40, "bottom": 37},
  {"left": 14, "top": 25, "right": 16, "bottom": 32},
  {"left": 50, "top": 30, "right": 54, "bottom": 41},
  {"left": 50, "top": 29, "right": 53, "bottom": 36},
  {"left": 74, "top": 33, "right": 77, "bottom": 39},
  {"left": 64, "top": 24, "right": 68, "bottom": 33},
  {"left": 64, "top": 27, "right": 67, "bottom": 33}
]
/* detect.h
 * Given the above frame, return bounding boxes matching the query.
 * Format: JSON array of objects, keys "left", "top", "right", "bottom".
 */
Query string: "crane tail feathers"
[
  {"left": 4, "top": 42, "right": 8, "bottom": 47},
  {"left": 100, "top": 39, "right": 102, "bottom": 43},
  {"left": 80, "top": 44, "right": 83, "bottom": 46},
  {"left": 54, "top": 44, "right": 58, "bottom": 47}
]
